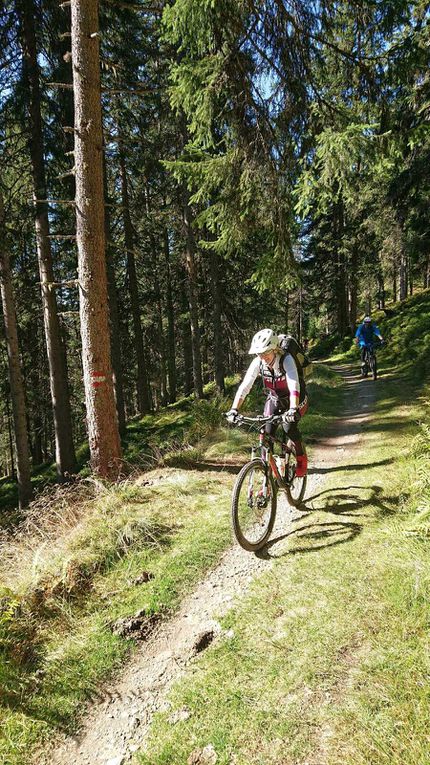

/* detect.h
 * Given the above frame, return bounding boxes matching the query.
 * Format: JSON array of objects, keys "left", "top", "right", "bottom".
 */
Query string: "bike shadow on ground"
[
  {"left": 256, "top": 484, "right": 397, "bottom": 560},
  {"left": 304, "top": 484, "right": 399, "bottom": 517}
]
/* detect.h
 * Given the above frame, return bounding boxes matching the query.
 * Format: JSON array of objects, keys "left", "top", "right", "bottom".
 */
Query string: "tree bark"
[
  {"left": 163, "top": 228, "right": 177, "bottom": 403},
  {"left": 0, "top": 187, "right": 33, "bottom": 508},
  {"left": 209, "top": 249, "right": 225, "bottom": 393},
  {"left": 103, "top": 159, "right": 126, "bottom": 434},
  {"left": 377, "top": 269, "right": 385, "bottom": 310},
  {"left": 71, "top": 0, "right": 122, "bottom": 478},
  {"left": 399, "top": 250, "right": 407, "bottom": 300},
  {"left": 182, "top": 196, "right": 203, "bottom": 398},
  {"left": 118, "top": 150, "right": 151, "bottom": 413},
  {"left": 392, "top": 259, "right": 397, "bottom": 302},
  {"left": 180, "top": 279, "right": 193, "bottom": 396},
  {"left": 348, "top": 245, "right": 358, "bottom": 334},
  {"left": 334, "top": 202, "right": 348, "bottom": 336},
  {"left": 17, "top": 0, "right": 77, "bottom": 478},
  {"left": 5, "top": 393, "right": 15, "bottom": 480}
]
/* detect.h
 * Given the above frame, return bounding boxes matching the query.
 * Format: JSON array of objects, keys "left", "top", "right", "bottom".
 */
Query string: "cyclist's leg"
[
  {"left": 282, "top": 399, "right": 308, "bottom": 476},
  {"left": 263, "top": 396, "right": 280, "bottom": 442}
]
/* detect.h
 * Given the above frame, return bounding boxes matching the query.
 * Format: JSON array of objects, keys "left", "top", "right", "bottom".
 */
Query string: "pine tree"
[{"left": 71, "top": 0, "right": 122, "bottom": 478}]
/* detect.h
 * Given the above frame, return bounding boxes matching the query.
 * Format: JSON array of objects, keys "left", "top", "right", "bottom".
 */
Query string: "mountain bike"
[
  {"left": 228, "top": 414, "right": 307, "bottom": 552},
  {"left": 361, "top": 341, "right": 382, "bottom": 380}
]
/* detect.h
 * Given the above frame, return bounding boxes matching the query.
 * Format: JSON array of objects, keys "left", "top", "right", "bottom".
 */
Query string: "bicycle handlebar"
[{"left": 224, "top": 413, "right": 284, "bottom": 426}]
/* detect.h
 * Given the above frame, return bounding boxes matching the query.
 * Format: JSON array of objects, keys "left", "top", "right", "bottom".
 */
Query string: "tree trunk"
[
  {"left": 5, "top": 393, "right": 16, "bottom": 480},
  {"left": 423, "top": 255, "right": 430, "bottom": 289},
  {"left": 377, "top": 269, "right": 385, "bottom": 310},
  {"left": 180, "top": 279, "right": 194, "bottom": 396},
  {"left": 392, "top": 259, "right": 397, "bottom": 302},
  {"left": 103, "top": 158, "right": 126, "bottom": 434},
  {"left": 348, "top": 247, "right": 358, "bottom": 334},
  {"left": 163, "top": 228, "right": 177, "bottom": 404},
  {"left": 153, "top": 262, "right": 168, "bottom": 407},
  {"left": 334, "top": 202, "right": 348, "bottom": 336},
  {"left": 0, "top": 187, "right": 33, "bottom": 508},
  {"left": 182, "top": 196, "right": 203, "bottom": 398},
  {"left": 399, "top": 251, "right": 407, "bottom": 300},
  {"left": 118, "top": 150, "right": 151, "bottom": 413},
  {"left": 71, "top": 0, "right": 122, "bottom": 478},
  {"left": 285, "top": 290, "right": 289, "bottom": 331},
  {"left": 18, "top": 0, "right": 77, "bottom": 478},
  {"left": 28, "top": 332, "right": 45, "bottom": 465},
  {"left": 143, "top": 184, "right": 168, "bottom": 407},
  {"left": 209, "top": 249, "right": 225, "bottom": 393}
]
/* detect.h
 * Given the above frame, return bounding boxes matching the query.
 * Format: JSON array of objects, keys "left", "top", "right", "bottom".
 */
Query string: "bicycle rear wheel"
[
  {"left": 231, "top": 459, "right": 277, "bottom": 551},
  {"left": 285, "top": 447, "right": 307, "bottom": 507}
]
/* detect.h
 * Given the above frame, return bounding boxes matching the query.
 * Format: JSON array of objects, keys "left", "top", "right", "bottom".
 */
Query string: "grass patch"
[
  {"left": 0, "top": 469, "right": 233, "bottom": 765},
  {"left": 0, "top": 364, "right": 341, "bottom": 765},
  {"left": 137, "top": 363, "right": 430, "bottom": 765}
]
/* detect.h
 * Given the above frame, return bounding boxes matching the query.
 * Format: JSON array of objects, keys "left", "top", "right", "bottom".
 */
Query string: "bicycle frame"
[{"left": 237, "top": 414, "right": 291, "bottom": 487}]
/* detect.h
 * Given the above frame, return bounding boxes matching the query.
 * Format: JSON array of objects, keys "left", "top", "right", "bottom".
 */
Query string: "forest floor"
[{"left": 38, "top": 364, "right": 388, "bottom": 765}]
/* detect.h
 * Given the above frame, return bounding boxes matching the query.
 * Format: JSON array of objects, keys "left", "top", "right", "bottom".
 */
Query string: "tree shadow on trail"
[
  {"left": 256, "top": 483, "right": 398, "bottom": 560},
  {"left": 308, "top": 457, "right": 394, "bottom": 475}
]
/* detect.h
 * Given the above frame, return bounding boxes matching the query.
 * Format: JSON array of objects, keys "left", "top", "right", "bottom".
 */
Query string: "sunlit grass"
[{"left": 138, "top": 370, "right": 430, "bottom": 765}]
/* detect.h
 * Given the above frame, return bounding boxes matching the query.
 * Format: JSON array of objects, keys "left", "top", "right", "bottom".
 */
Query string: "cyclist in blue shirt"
[{"left": 354, "top": 316, "right": 384, "bottom": 373}]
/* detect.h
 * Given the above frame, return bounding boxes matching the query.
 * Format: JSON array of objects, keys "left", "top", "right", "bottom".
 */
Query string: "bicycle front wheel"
[
  {"left": 231, "top": 459, "right": 277, "bottom": 551},
  {"left": 371, "top": 355, "right": 377, "bottom": 380},
  {"left": 285, "top": 447, "right": 307, "bottom": 507}
]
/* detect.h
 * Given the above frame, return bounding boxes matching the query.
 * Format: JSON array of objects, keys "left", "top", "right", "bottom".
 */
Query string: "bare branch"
[
  {"left": 101, "top": 0, "right": 163, "bottom": 12},
  {"left": 46, "top": 279, "right": 79, "bottom": 290},
  {"left": 56, "top": 168, "right": 76, "bottom": 179},
  {"left": 46, "top": 81, "right": 74, "bottom": 89},
  {"left": 33, "top": 199, "right": 76, "bottom": 205},
  {"left": 46, "top": 234, "right": 77, "bottom": 240}
]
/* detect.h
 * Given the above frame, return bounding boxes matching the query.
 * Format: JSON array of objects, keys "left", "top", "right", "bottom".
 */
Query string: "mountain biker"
[
  {"left": 226, "top": 328, "right": 309, "bottom": 477},
  {"left": 354, "top": 316, "right": 384, "bottom": 372}
]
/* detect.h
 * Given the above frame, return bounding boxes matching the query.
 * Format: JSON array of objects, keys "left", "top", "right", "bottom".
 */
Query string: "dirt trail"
[{"left": 41, "top": 365, "right": 375, "bottom": 765}]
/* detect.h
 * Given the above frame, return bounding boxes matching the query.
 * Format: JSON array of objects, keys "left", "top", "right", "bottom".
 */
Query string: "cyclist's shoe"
[{"left": 295, "top": 454, "right": 308, "bottom": 478}]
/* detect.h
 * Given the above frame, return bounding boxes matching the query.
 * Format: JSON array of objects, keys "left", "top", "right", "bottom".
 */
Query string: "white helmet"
[
  {"left": 363, "top": 316, "right": 372, "bottom": 323},
  {"left": 248, "top": 328, "right": 279, "bottom": 355}
]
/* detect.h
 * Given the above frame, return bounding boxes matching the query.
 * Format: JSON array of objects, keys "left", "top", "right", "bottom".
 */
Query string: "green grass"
[
  {"left": 0, "top": 363, "right": 341, "bottom": 765},
  {"left": 0, "top": 470, "right": 234, "bottom": 764},
  {"left": 137, "top": 354, "right": 430, "bottom": 765}
]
